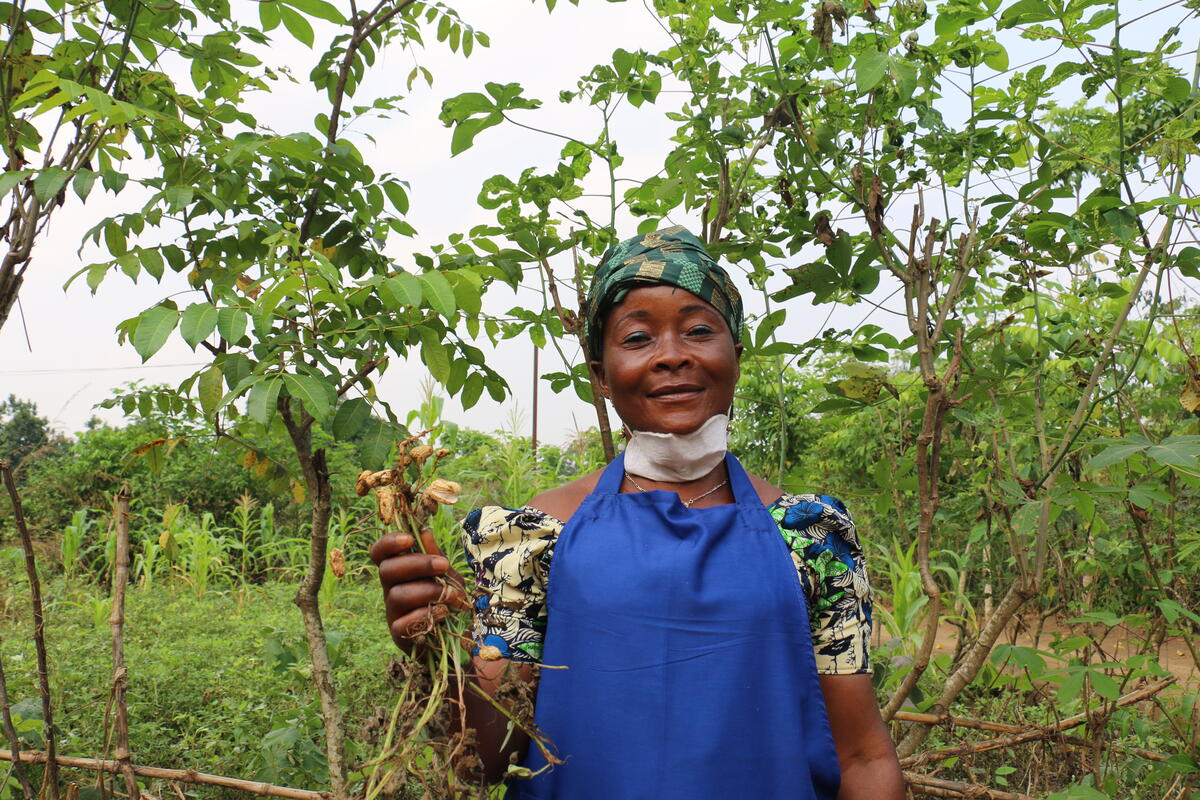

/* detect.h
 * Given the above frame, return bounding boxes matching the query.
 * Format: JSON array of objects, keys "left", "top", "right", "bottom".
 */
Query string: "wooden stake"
[
  {"left": 1, "top": 460, "right": 59, "bottom": 800},
  {"left": 904, "top": 771, "right": 1036, "bottom": 800},
  {"left": 109, "top": 487, "right": 138, "bottom": 800},
  {"left": 0, "top": 751, "right": 330, "bottom": 800}
]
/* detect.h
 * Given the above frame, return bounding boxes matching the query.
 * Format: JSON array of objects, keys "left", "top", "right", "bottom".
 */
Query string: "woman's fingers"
[
  {"left": 368, "top": 532, "right": 413, "bottom": 565},
  {"left": 377, "top": 551, "right": 450, "bottom": 586},
  {"left": 389, "top": 603, "right": 451, "bottom": 642},
  {"left": 369, "top": 530, "right": 447, "bottom": 565},
  {"left": 370, "top": 529, "right": 468, "bottom": 648}
]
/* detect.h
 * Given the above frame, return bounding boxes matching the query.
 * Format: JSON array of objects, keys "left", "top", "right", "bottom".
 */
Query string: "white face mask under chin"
[{"left": 623, "top": 413, "right": 729, "bottom": 483}]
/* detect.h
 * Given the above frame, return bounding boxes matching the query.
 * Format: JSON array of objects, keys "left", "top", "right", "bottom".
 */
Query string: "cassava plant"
[{"left": 437, "top": 0, "right": 1200, "bottom": 792}]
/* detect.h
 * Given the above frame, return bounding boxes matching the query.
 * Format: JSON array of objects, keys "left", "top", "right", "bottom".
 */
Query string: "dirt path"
[{"left": 875, "top": 615, "right": 1199, "bottom": 688}]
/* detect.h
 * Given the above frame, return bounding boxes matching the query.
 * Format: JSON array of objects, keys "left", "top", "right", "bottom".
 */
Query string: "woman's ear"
[{"left": 589, "top": 360, "right": 612, "bottom": 399}]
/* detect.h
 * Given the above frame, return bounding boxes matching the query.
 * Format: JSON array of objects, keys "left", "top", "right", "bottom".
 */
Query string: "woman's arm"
[
  {"left": 369, "top": 528, "right": 536, "bottom": 783},
  {"left": 819, "top": 674, "right": 904, "bottom": 800}
]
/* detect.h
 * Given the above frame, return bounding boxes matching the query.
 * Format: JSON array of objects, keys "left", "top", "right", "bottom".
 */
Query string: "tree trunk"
[
  {"left": 0, "top": 262, "right": 24, "bottom": 335},
  {"left": 280, "top": 411, "right": 348, "bottom": 800},
  {"left": 109, "top": 487, "right": 139, "bottom": 800}
]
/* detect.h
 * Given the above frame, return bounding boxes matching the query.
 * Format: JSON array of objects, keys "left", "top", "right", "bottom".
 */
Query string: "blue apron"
[{"left": 508, "top": 452, "right": 841, "bottom": 799}]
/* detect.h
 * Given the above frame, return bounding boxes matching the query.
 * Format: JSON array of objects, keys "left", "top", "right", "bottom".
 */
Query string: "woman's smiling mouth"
[{"left": 648, "top": 384, "right": 705, "bottom": 400}]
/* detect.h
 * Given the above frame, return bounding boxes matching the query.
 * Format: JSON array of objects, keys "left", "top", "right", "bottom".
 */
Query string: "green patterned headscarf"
[{"left": 585, "top": 226, "right": 743, "bottom": 360}]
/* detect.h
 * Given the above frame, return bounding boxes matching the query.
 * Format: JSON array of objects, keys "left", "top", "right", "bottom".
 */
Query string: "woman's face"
[{"left": 591, "top": 285, "right": 742, "bottom": 435}]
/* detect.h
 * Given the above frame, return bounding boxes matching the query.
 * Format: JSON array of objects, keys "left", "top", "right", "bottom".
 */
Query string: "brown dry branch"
[
  {"left": 903, "top": 771, "right": 1036, "bottom": 800},
  {"left": 107, "top": 487, "right": 138, "bottom": 800},
  {"left": 0, "top": 459, "right": 60, "bottom": 800},
  {"left": 0, "top": 751, "right": 330, "bottom": 800},
  {"left": 900, "top": 678, "right": 1176, "bottom": 770},
  {"left": 0, "top": 642, "right": 34, "bottom": 800},
  {"left": 892, "top": 709, "right": 1169, "bottom": 761}
]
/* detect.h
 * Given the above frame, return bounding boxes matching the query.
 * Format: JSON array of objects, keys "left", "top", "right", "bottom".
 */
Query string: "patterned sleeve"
[
  {"left": 461, "top": 505, "right": 562, "bottom": 663},
  {"left": 769, "top": 495, "right": 873, "bottom": 675}
]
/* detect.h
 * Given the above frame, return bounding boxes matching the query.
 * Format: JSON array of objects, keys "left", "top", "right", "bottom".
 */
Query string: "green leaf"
[
  {"left": 982, "top": 42, "right": 1009, "bottom": 71},
  {"left": 283, "top": 373, "right": 333, "bottom": 421},
  {"left": 381, "top": 273, "right": 423, "bottom": 308},
  {"left": 104, "top": 223, "right": 127, "bottom": 256},
  {"left": 72, "top": 169, "right": 98, "bottom": 201},
  {"left": 449, "top": 113, "right": 503, "bottom": 156},
  {"left": 358, "top": 418, "right": 397, "bottom": 469},
  {"left": 1157, "top": 598, "right": 1200, "bottom": 626},
  {"left": 461, "top": 372, "right": 484, "bottom": 410},
  {"left": 1087, "top": 438, "right": 1150, "bottom": 470},
  {"left": 34, "top": 167, "right": 70, "bottom": 205},
  {"left": 180, "top": 303, "right": 218, "bottom": 350},
  {"left": 332, "top": 397, "right": 371, "bottom": 439},
  {"left": 0, "top": 170, "right": 31, "bottom": 196},
  {"left": 259, "top": 0, "right": 281, "bottom": 30},
  {"left": 1089, "top": 670, "right": 1120, "bottom": 701},
  {"left": 165, "top": 185, "right": 193, "bottom": 211},
  {"left": 217, "top": 307, "right": 248, "bottom": 345},
  {"left": 102, "top": 170, "right": 128, "bottom": 194},
  {"left": 383, "top": 180, "right": 410, "bottom": 214},
  {"left": 419, "top": 271, "right": 457, "bottom": 318},
  {"left": 1011, "top": 499, "right": 1046, "bottom": 538},
  {"left": 754, "top": 309, "right": 786, "bottom": 349},
  {"left": 247, "top": 378, "right": 283, "bottom": 425},
  {"left": 279, "top": 5, "right": 314, "bottom": 47},
  {"left": 418, "top": 325, "right": 451, "bottom": 384},
  {"left": 222, "top": 353, "right": 252, "bottom": 392},
  {"left": 1176, "top": 246, "right": 1200, "bottom": 279},
  {"left": 140, "top": 249, "right": 164, "bottom": 281},
  {"left": 1146, "top": 436, "right": 1200, "bottom": 468},
  {"left": 197, "top": 366, "right": 224, "bottom": 415},
  {"left": 282, "top": 0, "right": 345, "bottom": 24},
  {"left": 855, "top": 50, "right": 888, "bottom": 94},
  {"left": 1058, "top": 669, "right": 1085, "bottom": 704},
  {"left": 132, "top": 305, "right": 178, "bottom": 362},
  {"left": 1127, "top": 483, "right": 1171, "bottom": 508},
  {"left": 999, "top": 0, "right": 1057, "bottom": 28}
]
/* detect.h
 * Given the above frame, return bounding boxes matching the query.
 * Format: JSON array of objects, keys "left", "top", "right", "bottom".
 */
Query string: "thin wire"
[{"left": 0, "top": 362, "right": 208, "bottom": 376}]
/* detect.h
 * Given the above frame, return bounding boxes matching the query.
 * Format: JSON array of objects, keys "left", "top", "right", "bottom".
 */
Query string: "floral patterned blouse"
[{"left": 462, "top": 494, "right": 873, "bottom": 675}]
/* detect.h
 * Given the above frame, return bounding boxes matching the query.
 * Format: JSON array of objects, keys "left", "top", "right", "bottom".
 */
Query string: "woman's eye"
[
  {"left": 687, "top": 325, "right": 714, "bottom": 336},
  {"left": 622, "top": 331, "right": 650, "bottom": 345}
]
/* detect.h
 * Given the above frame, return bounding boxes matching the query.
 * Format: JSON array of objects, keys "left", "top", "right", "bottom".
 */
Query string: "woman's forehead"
[{"left": 611, "top": 284, "right": 719, "bottom": 310}]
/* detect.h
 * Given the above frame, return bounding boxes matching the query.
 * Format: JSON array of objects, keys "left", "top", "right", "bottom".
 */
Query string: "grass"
[{"left": 0, "top": 576, "right": 399, "bottom": 799}]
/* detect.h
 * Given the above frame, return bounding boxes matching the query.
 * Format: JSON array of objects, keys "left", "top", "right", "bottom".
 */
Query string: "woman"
[{"left": 370, "top": 228, "right": 904, "bottom": 799}]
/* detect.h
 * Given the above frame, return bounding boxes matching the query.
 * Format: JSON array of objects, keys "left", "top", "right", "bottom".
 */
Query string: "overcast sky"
[{"left": 2, "top": 0, "right": 1189, "bottom": 444}]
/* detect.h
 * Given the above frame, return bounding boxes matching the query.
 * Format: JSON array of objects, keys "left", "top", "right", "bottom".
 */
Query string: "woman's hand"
[{"left": 368, "top": 529, "right": 469, "bottom": 651}]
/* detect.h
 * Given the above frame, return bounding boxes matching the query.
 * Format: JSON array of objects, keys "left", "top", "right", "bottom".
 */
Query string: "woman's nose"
[{"left": 653, "top": 334, "right": 690, "bottom": 369}]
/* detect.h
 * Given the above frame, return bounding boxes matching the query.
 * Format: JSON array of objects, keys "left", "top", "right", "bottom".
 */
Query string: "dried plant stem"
[
  {"left": 901, "top": 678, "right": 1176, "bottom": 769},
  {"left": 903, "top": 771, "right": 1036, "bottom": 800},
  {"left": 0, "top": 648, "right": 35, "bottom": 800},
  {"left": 892, "top": 709, "right": 1169, "bottom": 762},
  {"left": 108, "top": 487, "right": 138, "bottom": 800},
  {"left": 0, "top": 751, "right": 330, "bottom": 800},
  {"left": 0, "top": 459, "right": 60, "bottom": 800}
]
